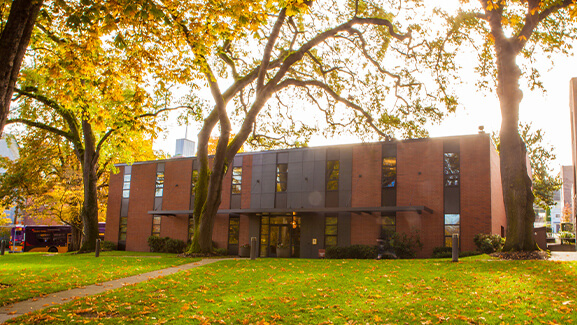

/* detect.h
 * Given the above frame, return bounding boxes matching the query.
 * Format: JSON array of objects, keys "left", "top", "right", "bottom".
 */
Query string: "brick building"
[{"left": 105, "top": 133, "right": 506, "bottom": 258}]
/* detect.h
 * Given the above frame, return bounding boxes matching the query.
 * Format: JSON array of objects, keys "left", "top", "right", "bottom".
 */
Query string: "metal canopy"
[{"left": 148, "top": 205, "right": 433, "bottom": 216}]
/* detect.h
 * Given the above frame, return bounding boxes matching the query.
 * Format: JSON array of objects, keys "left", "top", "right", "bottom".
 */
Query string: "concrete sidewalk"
[
  {"left": 0, "top": 258, "right": 225, "bottom": 324},
  {"left": 549, "top": 251, "right": 577, "bottom": 261}
]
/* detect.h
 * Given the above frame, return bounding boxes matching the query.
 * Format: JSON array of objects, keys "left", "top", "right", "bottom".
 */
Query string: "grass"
[
  {"left": 7, "top": 255, "right": 577, "bottom": 324},
  {"left": 0, "top": 251, "right": 197, "bottom": 307}
]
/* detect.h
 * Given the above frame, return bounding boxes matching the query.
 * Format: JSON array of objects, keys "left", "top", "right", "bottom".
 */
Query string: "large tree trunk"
[
  {"left": 79, "top": 120, "right": 99, "bottom": 252},
  {"left": 495, "top": 41, "right": 536, "bottom": 252},
  {"left": 0, "top": 0, "right": 43, "bottom": 135}
]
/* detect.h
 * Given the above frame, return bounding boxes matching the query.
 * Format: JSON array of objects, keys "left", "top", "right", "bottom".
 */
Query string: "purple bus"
[{"left": 9, "top": 223, "right": 105, "bottom": 253}]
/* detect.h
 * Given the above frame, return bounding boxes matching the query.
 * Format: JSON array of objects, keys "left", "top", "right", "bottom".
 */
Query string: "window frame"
[
  {"left": 326, "top": 160, "right": 340, "bottom": 191},
  {"left": 155, "top": 172, "right": 165, "bottom": 197},
  {"left": 276, "top": 163, "right": 288, "bottom": 192},
  {"left": 231, "top": 167, "right": 242, "bottom": 195},
  {"left": 324, "top": 215, "right": 338, "bottom": 248},
  {"left": 382, "top": 157, "right": 397, "bottom": 188}
]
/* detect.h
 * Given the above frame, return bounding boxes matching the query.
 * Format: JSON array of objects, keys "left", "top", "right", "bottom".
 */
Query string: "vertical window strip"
[
  {"left": 228, "top": 217, "right": 240, "bottom": 245},
  {"left": 326, "top": 160, "right": 339, "bottom": 191},
  {"left": 232, "top": 167, "right": 242, "bottom": 194},
  {"left": 152, "top": 215, "right": 161, "bottom": 237},
  {"left": 382, "top": 157, "right": 397, "bottom": 188},
  {"left": 276, "top": 164, "right": 288, "bottom": 192},
  {"left": 444, "top": 214, "right": 460, "bottom": 247},
  {"left": 260, "top": 216, "right": 270, "bottom": 257},
  {"left": 381, "top": 214, "right": 396, "bottom": 237},
  {"left": 191, "top": 169, "right": 199, "bottom": 195},
  {"left": 155, "top": 172, "right": 165, "bottom": 197},
  {"left": 324, "top": 215, "right": 338, "bottom": 247},
  {"left": 444, "top": 152, "right": 460, "bottom": 187},
  {"left": 122, "top": 174, "right": 131, "bottom": 198}
]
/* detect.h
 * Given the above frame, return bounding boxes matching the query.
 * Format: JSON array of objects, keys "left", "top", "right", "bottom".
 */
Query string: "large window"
[
  {"left": 155, "top": 172, "right": 165, "bottom": 197},
  {"left": 381, "top": 214, "right": 396, "bottom": 237},
  {"left": 228, "top": 217, "right": 240, "bottom": 245},
  {"left": 152, "top": 216, "right": 161, "bottom": 237},
  {"left": 444, "top": 153, "right": 460, "bottom": 186},
  {"left": 326, "top": 160, "right": 339, "bottom": 191},
  {"left": 444, "top": 214, "right": 460, "bottom": 247},
  {"left": 122, "top": 174, "right": 131, "bottom": 198},
  {"left": 232, "top": 167, "right": 242, "bottom": 194},
  {"left": 119, "top": 216, "right": 128, "bottom": 241},
  {"left": 325, "top": 215, "right": 338, "bottom": 247},
  {"left": 382, "top": 157, "right": 397, "bottom": 188},
  {"left": 276, "top": 164, "right": 288, "bottom": 192}
]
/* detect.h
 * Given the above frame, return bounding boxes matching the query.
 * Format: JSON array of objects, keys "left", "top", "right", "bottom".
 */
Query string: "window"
[
  {"left": 381, "top": 214, "right": 396, "bottom": 237},
  {"left": 444, "top": 214, "right": 460, "bottom": 247},
  {"left": 260, "top": 216, "right": 270, "bottom": 257},
  {"left": 276, "top": 164, "right": 288, "bottom": 192},
  {"left": 228, "top": 217, "right": 240, "bottom": 245},
  {"left": 188, "top": 216, "right": 195, "bottom": 242},
  {"left": 122, "top": 174, "right": 131, "bottom": 198},
  {"left": 326, "top": 160, "right": 339, "bottom": 191},
  {"left": 382, "top": 157, "right": 397, "bottom": 188},
  {"left": 191, "top": 169, "right": 199, "bottom": 195},
  {"left": 119, "top": 217, "right": 128, "bottom": 241},
  {"left": 232, "top": 167, "right": 242, "bottom": 194},
  {"left": 444, "top": 153, "right": 460, "bottom": 187},
  {"left": 325, "top": 215, "right": 338, "bottom": 247},
  {"left": 152, "top": 216, "right": 161, "bottom": 237},
  {"left": 155, "top": 172, "right": 165, "bottom": 197}
]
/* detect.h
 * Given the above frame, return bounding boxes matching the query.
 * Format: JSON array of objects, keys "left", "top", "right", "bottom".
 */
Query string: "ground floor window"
[
  {"left": 381, "top": 214, "right": 396, "bottom": 238},
  {"left": 152, "top": 216, "right": 161, "bottom": 237},
  {"left": 260, "top": 215, "right": 301, "bottom": 258},
  {"left": 325, "top": 215, "right": 338, "bottom": 247},
  {"left": 228, "top": 217, "right": 239, "bottom": 245},
  {"left": 444, "top": 214, "right": 460, "bottom": 247},
  {"left": 119, "top": 216, "right": 127, "bottom": 242}
]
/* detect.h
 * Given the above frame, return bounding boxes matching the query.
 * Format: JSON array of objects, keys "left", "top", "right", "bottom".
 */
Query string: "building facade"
[{"left": 105, "top": 133, "right": 506, "bottom": 258}]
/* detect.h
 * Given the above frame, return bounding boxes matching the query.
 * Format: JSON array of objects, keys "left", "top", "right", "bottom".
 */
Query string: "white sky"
[{"left": 153, "top": 1, "right": 577, "bottom": 173}]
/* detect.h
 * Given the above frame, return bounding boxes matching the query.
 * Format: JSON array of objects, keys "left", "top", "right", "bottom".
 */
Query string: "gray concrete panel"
[
  {"left": 339, "top": 191, "right": 352, "bottom": 208},
  {"left": 339, "top": 147, "right": 353, "bottom": 192},
  {"left": 251, "top": 166, "right": 262, "bottom": 194},
  {"left": 261, "top": 163, "right": 277, "bottom": 193},
  {"left": 250, "top": 193, "right": 261, "bottom": 209},
  {"left": 287, "top": 192, "right": 302, "bottom": 209},
  {"left": 287, "top": 162, "right": 303, "bottom": 192},
  {"left": 252, "top": 154, "right": 263, "bottom": 166},
  {"left": 275, "top": 192, "right": 287, "bottom": 208},
  {"left": 262, "top": 153, "right": 277, "bottom": 165},
  {"left": 313, "top": 160, "right": 326, "bottom": 192},
  {"left": 303, "top": 149, "right": 315, "bottom": 162},
  {"left": 289, "top": 150, "right": 304, "bottom": 162},
  {"left": 233, "top": 156, "right": 243, "bottom": 167},
  {"left": 338, "top": 212, "right": 351, "bottom": 246},
  {"left": 314, "top": 148, "right": 327, "bottom": 161},
  {"left": 261, "top": 193, "right": 275, "bottom": 209},
  {"left": 278, "top": 152, "right": 289, "bottom": 163},
  {"left": 302, "top": 161, "right": 315, "bottom": 192}
]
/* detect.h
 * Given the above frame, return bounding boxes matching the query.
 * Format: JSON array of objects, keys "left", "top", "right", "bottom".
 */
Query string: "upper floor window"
[
  {"left": 382, "top": 157, "right": 397, "bottom": 188},
  {"left": 326, "top": 160, "right": 339, "bottom": 191},
  {"left": 155, "top": 172, "right": 165, "bottom": 197},
  {"left": 122, "top": 174, "right": 131, "bottom": 198},
  {"left": 444, "top": 153, "right": 460, "bottom": 187},
  {"left": 232, "top": 167, "right": 242, "bottom": 194},
  {"left": 276, "top": 163, "right": 288, "bottom": 192}
]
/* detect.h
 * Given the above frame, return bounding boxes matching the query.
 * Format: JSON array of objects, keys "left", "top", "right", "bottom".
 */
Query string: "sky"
[{"left": 153, "top": 1, "right": 577, "bottom": 173}]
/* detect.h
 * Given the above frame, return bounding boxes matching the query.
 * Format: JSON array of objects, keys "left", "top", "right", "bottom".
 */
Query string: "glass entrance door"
[{"left": 260, "top": 215, "right": 301, "bottom": 258}]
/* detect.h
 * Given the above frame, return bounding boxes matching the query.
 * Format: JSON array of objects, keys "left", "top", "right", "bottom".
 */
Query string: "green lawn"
[
  {"left": 7, "top": 255, "right": 577, "bottom": 324},
  {"left": 0, "top": 251, "right": 197, "bottom": 307}
]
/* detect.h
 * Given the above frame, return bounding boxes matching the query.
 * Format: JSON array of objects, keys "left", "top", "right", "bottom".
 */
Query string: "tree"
[
  {"left": 123, "top": 0, "right": 454, "bottom": 253},
  {"left": 0, "top": 0, "right": 43, "bottom": 136},
  {"left": 6, "top": 3, "right": 177, "bottom": 251},
  {"left": 440, "top": 0, "right": 577, "bottom": 251},
  {"left": 492, "top": 123, "right": 562, "bottom": 209}
]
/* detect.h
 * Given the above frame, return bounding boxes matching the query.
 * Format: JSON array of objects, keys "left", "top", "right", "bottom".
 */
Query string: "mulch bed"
[{"left": 490, "top": 251, "right": 549, "bottom": 260}]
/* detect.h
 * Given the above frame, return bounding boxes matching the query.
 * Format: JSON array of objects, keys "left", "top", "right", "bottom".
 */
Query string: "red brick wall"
[
  {"left": 490, "top": 144, "right": 507, "bottom": 236},
  {"left": 104, "top": 166, "right": 123, "bottom": 243},
  {"left": 126, "top": 163, "right": 157, "bottom": 251},
  {"left": 460, "top": 136, "right": 492, "bottom": 251},
  {"left": 350, "top": 144, "right": 381, "bottom": 245},
  {"left": 160, "top": 159, "right": 193, "bottom": 242},
  {"left": 397, "top": 139, "right": 444, "bottom": 258}
]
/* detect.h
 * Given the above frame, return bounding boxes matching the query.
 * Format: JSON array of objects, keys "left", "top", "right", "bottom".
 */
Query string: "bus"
[
  {"left": 8, "top": 223, "right": 105, "bottom": 253},
  {"left": 9, "top": 225, "right": 71, "bottom": 253}
]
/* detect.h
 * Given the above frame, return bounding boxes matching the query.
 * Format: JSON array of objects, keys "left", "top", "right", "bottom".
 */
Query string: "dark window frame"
[
  {"left": 324, "top": 215, "right": 338, "bottom": 247},
  {"left": 443, "top": 152, "right": 460, "bottom": 187},
  {"left": 276, "top": 163, "right": 288, "bottom": 192},
  {"left": 155, "top": 172, "right": 165, "bottom": 197},
  {"left": 232, "top": 167, "right": 242, "bottom": 195},
  {"left": 444, "top": 213, "right": 460, "bottom": 248},
  {"left": 152, "top": 215, "right": 161, "bottom": 237},
  {"left": 382, "top": 157, "right": 397, "bottom": 188},
  {"left": 228, "top": 216, "right": 240, "bottom": 245}
]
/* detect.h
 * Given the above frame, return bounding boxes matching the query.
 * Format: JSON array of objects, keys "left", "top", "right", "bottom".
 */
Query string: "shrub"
[
  {"left": 213, "top": 248, "right": 228, "bottom": 256},
  {"left": 473, "top": 233, "right": 504, "bottom": 254},
  {"left": 100, "top": 240, "right": 117, "bottom": 251},
  {"left": 325, "top": 245, "right": 376, "bottom": 259},
  {"left": 147, "top": 236, "right": 187, "bottom": 254},
  {"left": 432, "top": 246, "right": 452, "bottom": 258}
]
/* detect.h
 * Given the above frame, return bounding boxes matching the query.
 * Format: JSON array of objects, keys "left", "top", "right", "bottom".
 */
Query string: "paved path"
[
  {"left": 0, "top": 258, "right": 225, "bottom": 324},
  {"left": 549, "top": 251, "right": 577, "bottom": 261}
]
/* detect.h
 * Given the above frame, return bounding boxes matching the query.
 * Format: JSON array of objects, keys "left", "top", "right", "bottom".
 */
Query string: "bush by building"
[
  {"left": 473, "top": 233, "right": 504, "bottom": 254},
  {"left": 147, "top": 236, "right": 187, "bottom": 254}
]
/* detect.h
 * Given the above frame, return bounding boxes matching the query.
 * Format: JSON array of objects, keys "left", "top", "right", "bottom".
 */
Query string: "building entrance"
[{"left": 260, "top": 215, "right": 301, "bottom": 257}]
